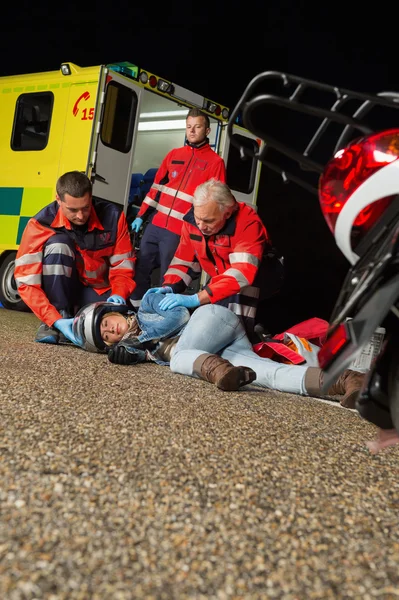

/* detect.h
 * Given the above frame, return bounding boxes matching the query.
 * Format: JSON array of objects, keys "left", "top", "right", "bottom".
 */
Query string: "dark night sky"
[
  {"left": 1, "top": 2, "right": 397, "bottom": 330},
  {"left": 1, "top": 3, "right": 395, "bottom": 109}
]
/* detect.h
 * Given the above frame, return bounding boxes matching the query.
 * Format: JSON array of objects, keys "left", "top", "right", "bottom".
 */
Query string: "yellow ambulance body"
[{"left": 0, "top": 61, "right": 262, "bottom": 310}]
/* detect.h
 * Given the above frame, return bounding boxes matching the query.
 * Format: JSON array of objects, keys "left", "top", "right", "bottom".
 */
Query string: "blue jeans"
[
  {"left": 170, "top": 304, "right": 308, "bottom": 395},
  {"left": 130, "top": 222, "right": 180, "bottom": 304}
]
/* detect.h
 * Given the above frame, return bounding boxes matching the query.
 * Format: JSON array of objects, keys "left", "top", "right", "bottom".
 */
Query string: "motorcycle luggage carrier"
[{"left": 228, "top": 71, "right": 399, "bottom": 196}]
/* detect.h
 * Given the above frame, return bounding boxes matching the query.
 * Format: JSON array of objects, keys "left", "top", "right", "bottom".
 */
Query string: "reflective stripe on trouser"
[
  {"left": 42, "top": 233, "right": 109, "bottom": 314},
  {"left": 216, "top": 285, "right": 260, "bottom": 343},
  {"left": 170, "top": 304, "right": 308, "bottom": 395},
  {"left": 130, "top": 221, "right": 180, "bottom": 305}
]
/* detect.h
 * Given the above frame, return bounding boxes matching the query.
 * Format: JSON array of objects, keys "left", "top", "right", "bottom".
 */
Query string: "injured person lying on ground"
[{"left": 71, "top": 293, "right": 365, "bottom": 406}]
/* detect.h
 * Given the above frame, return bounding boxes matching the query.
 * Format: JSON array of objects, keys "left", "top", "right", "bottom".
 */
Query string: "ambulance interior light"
[
  {"left": 138, "top": 120, "right": 186, "bottom": 132},
  {"left": 141, "top": 110, "right": 188, "bottom": 118}
]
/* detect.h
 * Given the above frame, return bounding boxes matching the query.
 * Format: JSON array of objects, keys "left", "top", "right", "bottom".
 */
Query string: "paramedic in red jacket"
[
  {"left": 14, "top": 171, "right": 136, "bottom": 345},
  {"left": 130, "top": 108, "right": 226, "bottom": 307},
  {"left": 145, "top": 178, "right": 275, "bottom": 341}
]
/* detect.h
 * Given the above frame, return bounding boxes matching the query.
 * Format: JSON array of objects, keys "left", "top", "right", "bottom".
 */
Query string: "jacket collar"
[
  {"left": 51, "top": 201, "right": 104, "bottom": 231},
  {"left": 185, "top": 137, "right": 210, "bottom": 149},
  {"left": 184, "top": 204, "right": 239, "bottom": 236}
]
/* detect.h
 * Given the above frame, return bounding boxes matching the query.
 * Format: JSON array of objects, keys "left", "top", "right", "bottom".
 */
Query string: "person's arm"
[
  {"left": 203, "top": 217, "right": 268, "bottom": 304},
  {"left": 14, "top": 219, "right": 63, "bottom": 326},
  {"left": 162, "top": 223, "right": 202, "bottom": 294},
  {"left": 108, "top": 211, "right": 136, "bottom": 300},
  {"left": 211, "top": 155, "right": 227, "bottom": 184},
  {"left": 136, "top": 152, "right": 170, "bottom": 219}
]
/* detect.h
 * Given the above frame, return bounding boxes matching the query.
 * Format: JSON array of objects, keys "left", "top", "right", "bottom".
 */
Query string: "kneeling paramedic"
[
  {"left": 14, "top": 171, "right": 136, "bottom": 345},
  {"left": 143, "top": 178, "right": 284, "bottom": 343}
]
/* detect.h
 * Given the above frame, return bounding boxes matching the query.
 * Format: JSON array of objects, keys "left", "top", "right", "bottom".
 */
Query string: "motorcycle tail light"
[
  {"left": 317, "top": 323, "right": 350, "bottom": 369},
  {"left": 319, "top": 129, "right": 399, "bottom": 237}
]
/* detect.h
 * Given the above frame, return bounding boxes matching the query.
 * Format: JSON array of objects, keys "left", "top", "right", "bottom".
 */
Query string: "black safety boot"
[
  {"left": 35, "top": 310, "right": 73, "bottom": 345},
  {"left": 35, "top": 323, "right": 60, "bottom": 344}
]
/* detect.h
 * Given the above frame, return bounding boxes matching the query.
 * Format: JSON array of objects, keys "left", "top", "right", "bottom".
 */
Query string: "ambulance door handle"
[{"left": 94, "top": 173, "right": 108, "bottom": 184}]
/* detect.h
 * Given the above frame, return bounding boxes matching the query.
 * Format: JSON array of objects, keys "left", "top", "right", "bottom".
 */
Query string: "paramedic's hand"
[
  {"left": 54, "top": 318, "right": 79, "bottom": 345},
  {"left": 108, "top": 345, "right": 139, "bottom": 365},
  {"left": 142, "top": 286, "right": 173, "bottom": 300},
  {"left": 131, "top": 217, "right": 143, "bottom": 233},
  {"left": 159, "top": 293, "right": 200, "bottom": 311},
  {"left": 107, "top": 294, "right": 126, "bottom": 304}
]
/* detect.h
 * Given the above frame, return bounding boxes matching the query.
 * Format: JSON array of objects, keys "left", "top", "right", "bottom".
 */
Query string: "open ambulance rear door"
[
  {"left": 89, "top": 66, "right": 144, "bottom": 212},
  {"left": 219, "top": 124, "right": 263, "bottom": 208}
]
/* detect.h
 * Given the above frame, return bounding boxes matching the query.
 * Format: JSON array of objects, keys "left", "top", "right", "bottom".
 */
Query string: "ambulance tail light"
[
  {"left": 61, "top": 63, "right": 72, "bottom": 76},
  {"left": 319, "top": 129, "right": 399, "bottom": 238},
  {"left": 317, "top": 323, "right": 350, "bottom": 369},
  {"left": 205, "top": 100, "right": 222, "bottom": 117},
  {"left": 149, "top": 75, "right": 157, "bottom": 88},
  {"left": 157, "top": 79, "right": 174, "bottom": 94}
]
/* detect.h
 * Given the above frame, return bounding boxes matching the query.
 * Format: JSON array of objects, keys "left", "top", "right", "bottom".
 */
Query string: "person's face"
[
  {"left": 194, "top": 200, "right": 234, "bottom": 236},
  {"left": 186, "top": 116, "right": 210, "bottom": 145},
  {"left": 57, "top": 192, "right": 92, "bottom": 226},
  {"left": 100, "top": 313, "right": 129, "bottom": 344}
]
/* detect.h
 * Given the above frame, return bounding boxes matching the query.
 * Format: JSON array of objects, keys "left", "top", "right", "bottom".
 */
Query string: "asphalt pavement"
[{"left": 1, "top": 308, "right": 399, "bottom": 599}]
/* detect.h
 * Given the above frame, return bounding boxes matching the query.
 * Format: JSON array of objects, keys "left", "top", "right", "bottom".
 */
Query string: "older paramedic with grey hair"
[{"left": 142, "top": 178, "right": 283, "bottom": 342}]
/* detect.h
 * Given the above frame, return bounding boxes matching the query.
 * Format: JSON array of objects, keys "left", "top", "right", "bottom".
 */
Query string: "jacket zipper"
[{"left": 166, "top": 148, "right": 195, "bottom": 224}]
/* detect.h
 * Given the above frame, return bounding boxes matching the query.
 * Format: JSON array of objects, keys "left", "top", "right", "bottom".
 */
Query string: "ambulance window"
[
  {"left": 225, "top": 133, "right": 258, "bottom": 194},
  {"left": 11, "top": 92, "right": 53, "bottom": 151},
  {"left": 101, "top": 81, "right": 137, "bottom": 153}
]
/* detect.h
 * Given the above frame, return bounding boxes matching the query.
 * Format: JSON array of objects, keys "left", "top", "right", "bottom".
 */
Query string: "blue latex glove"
[
  {"left": 142, "top": 286, "right": 173, "bottom": 300},
  {"left": 131, "top": 217, "right": 143, "bottom": 233},
  {"left": 54, "top": 318, "right": 79, "bottom": 345},
  {"left": 107, "top": 294, "right": 126, "bottom": 304},
  {"left": 159, "top": 293, "right": 200, "bottom": 311}
]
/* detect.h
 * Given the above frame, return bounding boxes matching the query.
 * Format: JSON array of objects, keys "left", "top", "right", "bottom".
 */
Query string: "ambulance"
[{"left": 0, "top": 60, "right": 263, "bottom": 311}]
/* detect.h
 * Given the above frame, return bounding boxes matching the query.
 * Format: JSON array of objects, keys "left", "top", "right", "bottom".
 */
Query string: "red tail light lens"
[
  {"left": 319, "top": 129, "right": 399, "bottom": 235},
  {"left": 317, "top": 323, "right": 350, "bottom": 369}
]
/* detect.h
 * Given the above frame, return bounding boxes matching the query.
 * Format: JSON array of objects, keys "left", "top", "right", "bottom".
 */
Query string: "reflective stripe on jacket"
[
  {"left": 137, "top": 142, "right": 226, "bottom": 235},
  {"left": 162, "top": 202, "right": 270, "bottom": 304},
  {"left": 15, "top": 199, "right": 135, "bottom": 325}
]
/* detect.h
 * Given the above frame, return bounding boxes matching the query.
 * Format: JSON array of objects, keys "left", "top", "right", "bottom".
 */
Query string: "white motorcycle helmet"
[{"left": 73, "top": 302, "right": 130, "bottom": 353}]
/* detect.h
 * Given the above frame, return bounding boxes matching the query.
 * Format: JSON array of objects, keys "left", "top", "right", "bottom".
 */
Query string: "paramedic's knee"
[{"left": 43, "top": 232, "right": 76, "bottom": 266}]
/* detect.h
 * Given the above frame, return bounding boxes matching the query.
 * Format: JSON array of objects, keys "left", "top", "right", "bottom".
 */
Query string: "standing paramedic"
[
  {"left": 130, "top": 107, "right": 226, "bottom": 307},
  {"left": 14, "top": 171, "right": 136, "bottom": 345},
  {"left": 146, "top": 178, "right": 280, "bottom": 343}
]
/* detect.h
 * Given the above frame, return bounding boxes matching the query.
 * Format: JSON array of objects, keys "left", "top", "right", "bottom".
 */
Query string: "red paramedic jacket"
[
  {"left": 163, "top": 202, "right": 270, "bottom": 303},
  {"left": 14, "top": 199, "right": 136, "bottom": 327},
  {"left": 136, "top": 141, "right": 226, "bottom": 236}
]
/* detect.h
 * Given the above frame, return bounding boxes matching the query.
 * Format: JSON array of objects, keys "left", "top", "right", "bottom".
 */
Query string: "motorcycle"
[{"left": 227, "top": 71, "right": 399, "bottom": 442}]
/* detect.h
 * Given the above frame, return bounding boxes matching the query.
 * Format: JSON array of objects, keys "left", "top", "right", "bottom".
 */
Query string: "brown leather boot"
[
  {"left": 193, "top": 353, "right": 256, "bottom": 391},
  {"left": 304, "top": 367, "right": 365, "bottom": 408},
  {"left": 327, "top": 369, "right": 366, "bottom": 408}
]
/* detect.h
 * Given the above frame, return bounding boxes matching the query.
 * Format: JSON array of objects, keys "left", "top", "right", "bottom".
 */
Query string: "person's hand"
[
  {"left": 54, "top": 318, "right": 79, "bottom": 345},
  {"left": 142, "top": 286, "right": 173, "bottom": 300},
  {"left": 108, "top": 345, "right": 139, "bottom": 365},
  {"left": 107, "top": 294, "right": 126, "bottom": 304},
  {"left": 159, "top": 293, "right": 200, "bottom": 310},
  {"left": 131, "top": 217, "right": 143, "bottom": 233}
]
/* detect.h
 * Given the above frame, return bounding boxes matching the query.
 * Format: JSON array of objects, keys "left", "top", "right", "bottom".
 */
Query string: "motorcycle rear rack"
[{"left": 227, "top": 71, "right": 399, "bottom": 195}]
